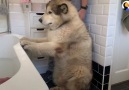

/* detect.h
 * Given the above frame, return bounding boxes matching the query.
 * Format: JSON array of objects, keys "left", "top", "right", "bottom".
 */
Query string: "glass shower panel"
[{"left": 0, "top": 0, "right": 8, "bottom": 33}]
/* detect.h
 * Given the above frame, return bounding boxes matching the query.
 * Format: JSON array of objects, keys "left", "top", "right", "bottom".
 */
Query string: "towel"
[
  {"left": 122, "top": 0, "right": 129, "bottom": 31},
  {"left": 0, "top": 0, "right": 8, "bottom": 15},
  {"left": 0, "top": 77, "right": 10, "bottom": 84}
]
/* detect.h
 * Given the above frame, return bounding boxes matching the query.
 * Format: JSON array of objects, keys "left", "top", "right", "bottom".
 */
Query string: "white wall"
[{"left": 86, "top": 0, "right": 116, "bottom": 67}]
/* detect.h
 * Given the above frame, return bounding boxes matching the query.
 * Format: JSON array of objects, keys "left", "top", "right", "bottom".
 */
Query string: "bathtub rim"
[{"left": 0, "top": 34, "right": 49, "bottom": 90}]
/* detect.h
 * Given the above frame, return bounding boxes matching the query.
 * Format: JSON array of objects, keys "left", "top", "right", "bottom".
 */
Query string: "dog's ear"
[{"left": 58, "top": 3, "right": 68, "bottom": 14}]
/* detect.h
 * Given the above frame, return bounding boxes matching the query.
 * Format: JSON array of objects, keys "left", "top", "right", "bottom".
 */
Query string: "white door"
[{"left": 111, "top": 0, "right": 129, "bottom": 85}]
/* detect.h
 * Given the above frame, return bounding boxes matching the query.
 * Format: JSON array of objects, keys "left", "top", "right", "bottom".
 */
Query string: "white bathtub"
[{"left": 0, "top": 34, "right": 49, "bottom": 90}]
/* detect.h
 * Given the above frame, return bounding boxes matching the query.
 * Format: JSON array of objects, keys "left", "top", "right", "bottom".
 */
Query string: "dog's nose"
[{"left": 39, "top": 18, "right": 42, "bottom": 23}]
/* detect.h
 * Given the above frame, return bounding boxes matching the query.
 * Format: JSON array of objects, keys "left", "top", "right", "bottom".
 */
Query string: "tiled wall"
[
  {"left": 9, "top": 0, "right": 26, "bottom": 35},
  {"left": 85, "top": 0, "right": 117, "bottom": 90},
  {"left": 86, "top": 0, "right": 113, "bottom": 67},
  {"left": 91, "top": 61, "right": 110, "bottom": 90}
]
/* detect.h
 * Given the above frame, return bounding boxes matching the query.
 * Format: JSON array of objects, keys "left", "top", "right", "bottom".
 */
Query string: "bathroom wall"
[
  {"left": 86, "top": 0, "right": 115, "bottom": 67},
  {"left": 86, "top": 0, "right": 117, "bottom": 90},
  {"left": 9, "top": 0, "right": 26, "bottom": 35}
]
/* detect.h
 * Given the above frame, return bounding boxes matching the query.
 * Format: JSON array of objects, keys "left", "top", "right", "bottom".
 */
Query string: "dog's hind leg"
[
  {"left": 66, "top": 67, "right": 92, "bottom": 90},
  {"left": 66, "top": 77, "right": 91, "bottom": 90}
]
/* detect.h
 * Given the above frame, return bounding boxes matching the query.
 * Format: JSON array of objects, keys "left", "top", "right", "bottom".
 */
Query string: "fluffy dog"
[{"left": 20, "top": 0, "right": 92, "bottom": 90}]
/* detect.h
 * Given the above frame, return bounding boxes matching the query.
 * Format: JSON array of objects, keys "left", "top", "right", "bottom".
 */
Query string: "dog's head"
[{"left": 39, "top": 0, "right": 79, "bottom": 30}]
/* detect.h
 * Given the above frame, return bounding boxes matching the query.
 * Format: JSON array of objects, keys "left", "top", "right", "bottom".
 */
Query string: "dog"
[{"left": 20, "top": 0, "right": 92, "bottom": 90}]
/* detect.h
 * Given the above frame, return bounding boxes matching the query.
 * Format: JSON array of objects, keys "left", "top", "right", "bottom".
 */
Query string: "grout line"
[
  {"left": 93, "top": 78, "right": 103, "bottom": 85},
  {"left": 92, "top": 83, "right": 100, "bottom": 90},
  {"left": 93, "top": 69, "right": 103, "bottom": 76}
]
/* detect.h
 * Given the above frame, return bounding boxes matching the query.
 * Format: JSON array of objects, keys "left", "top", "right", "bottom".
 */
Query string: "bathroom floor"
[
  {"left": 90, "top": 84, "right": 100, "bottom": 90},
  {"left": 111, "top": 80, "right": 129, "bottom": 90}
]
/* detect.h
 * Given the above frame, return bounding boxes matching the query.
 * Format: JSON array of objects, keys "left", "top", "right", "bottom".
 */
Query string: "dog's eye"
[{"left": 48, "top": 11, "right": 52, "bottom": 14}]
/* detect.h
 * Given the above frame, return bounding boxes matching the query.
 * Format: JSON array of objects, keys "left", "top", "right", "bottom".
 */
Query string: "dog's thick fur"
[{"left": 20, "top": 0, "right": 92, "bottom": 90}]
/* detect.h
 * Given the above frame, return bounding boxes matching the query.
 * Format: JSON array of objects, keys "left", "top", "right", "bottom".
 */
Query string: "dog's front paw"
[
  {"left": 23, "top": 44, "right": 33, "bottom": 51},
  {"left": 20, "top": 37, "right": 30, "bottom": 41},
  {"left": 20, "top": 40, "right": 28, "bottom": 46},
  {"left": 20, "top": 40, "right": 34, "bottom": 50}
]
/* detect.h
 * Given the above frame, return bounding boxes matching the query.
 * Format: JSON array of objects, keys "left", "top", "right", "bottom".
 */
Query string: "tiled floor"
[
  {"left": 90, "top": 84, "right": 100, "bottom": 90},
  {"left": 111, "top": 80, "right": 129, "bottom": 90}
]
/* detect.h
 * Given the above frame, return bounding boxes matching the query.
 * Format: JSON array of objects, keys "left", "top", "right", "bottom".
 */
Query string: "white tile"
[
  {"left": 11, "top": 27, "right": 26, "bottom": 35},
  {"left": 88, "top": 0, "right": 98, "bottom": 5},
  {"left": 9, "top": 4, "right": 23, "bottom": 12},
  {"left": 93, "top": 44, "right": 100, "bottom": 54},
  {"left": 31, "top": 0, "right": 49, "bottom": 3},
  {"left": 10, "top": 19, "right": 25, "bottom": 27},
  {"left": 107, "top": 26, "right": 115, "bottom": 37},
  {"left": 95, "top": 35, "right": 107, "bottom": 46},
  {"left": 110, "top": 0, "right": 117, "bottom": 4},
  {"left": 108, "top": 15, "right": 116, "bottom": 26},
  {"left": 9, "top": 0, "right": 20, "bottom": 4},
  {"left": 91, "top": 5, "right": 103, "bottom": 14},
  {"left": 100, "top": 46, "right": 106, "bottom": 56},
  {"left": 85, "top": 14, "right": 96, "bottom": 24},
  {"left": 9, "top": 13, "right": 25, "bottom": 20},
  {"left": 106, "top": 37, "right": 113, "bottom": 47},
  {"left": 98, "top": 0, "right": 110, "bottom": 4},
  {"left": 93, "top": 53, "right": 105, "bottom": 66},
  {"left": 109, "top": 4, "right": 117, "bottom": 15},
  {"left": 100, "top": 46, "right": 113, "bottom": 57},
  {"left": 9, "top": 13, "right": 25, "bottom": 27},
  {"left": 105, "top": 56, "right": 112, "bottom": 66},
  {"left": 90, "top": 24, "right": 102, "bottom": 35},
  {"left": 101, "top": 26, "right": 107, "bottom": 36},
  {"left": 101, "top": 26, "right": 115, "bottom": 37},
  {"left": 96, "top": 15, "right": 108, "bottom": 26},
  {"left": 105, "top": 46, "right": 113, "bottom": 56},
  {"left": 103, "top": 4, "right": 109, "bottom": 15}
]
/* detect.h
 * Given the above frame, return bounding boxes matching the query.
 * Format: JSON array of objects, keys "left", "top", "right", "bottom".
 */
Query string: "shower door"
[{"left": 0, "top": 0, "right": 8, "bottom": 33}]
